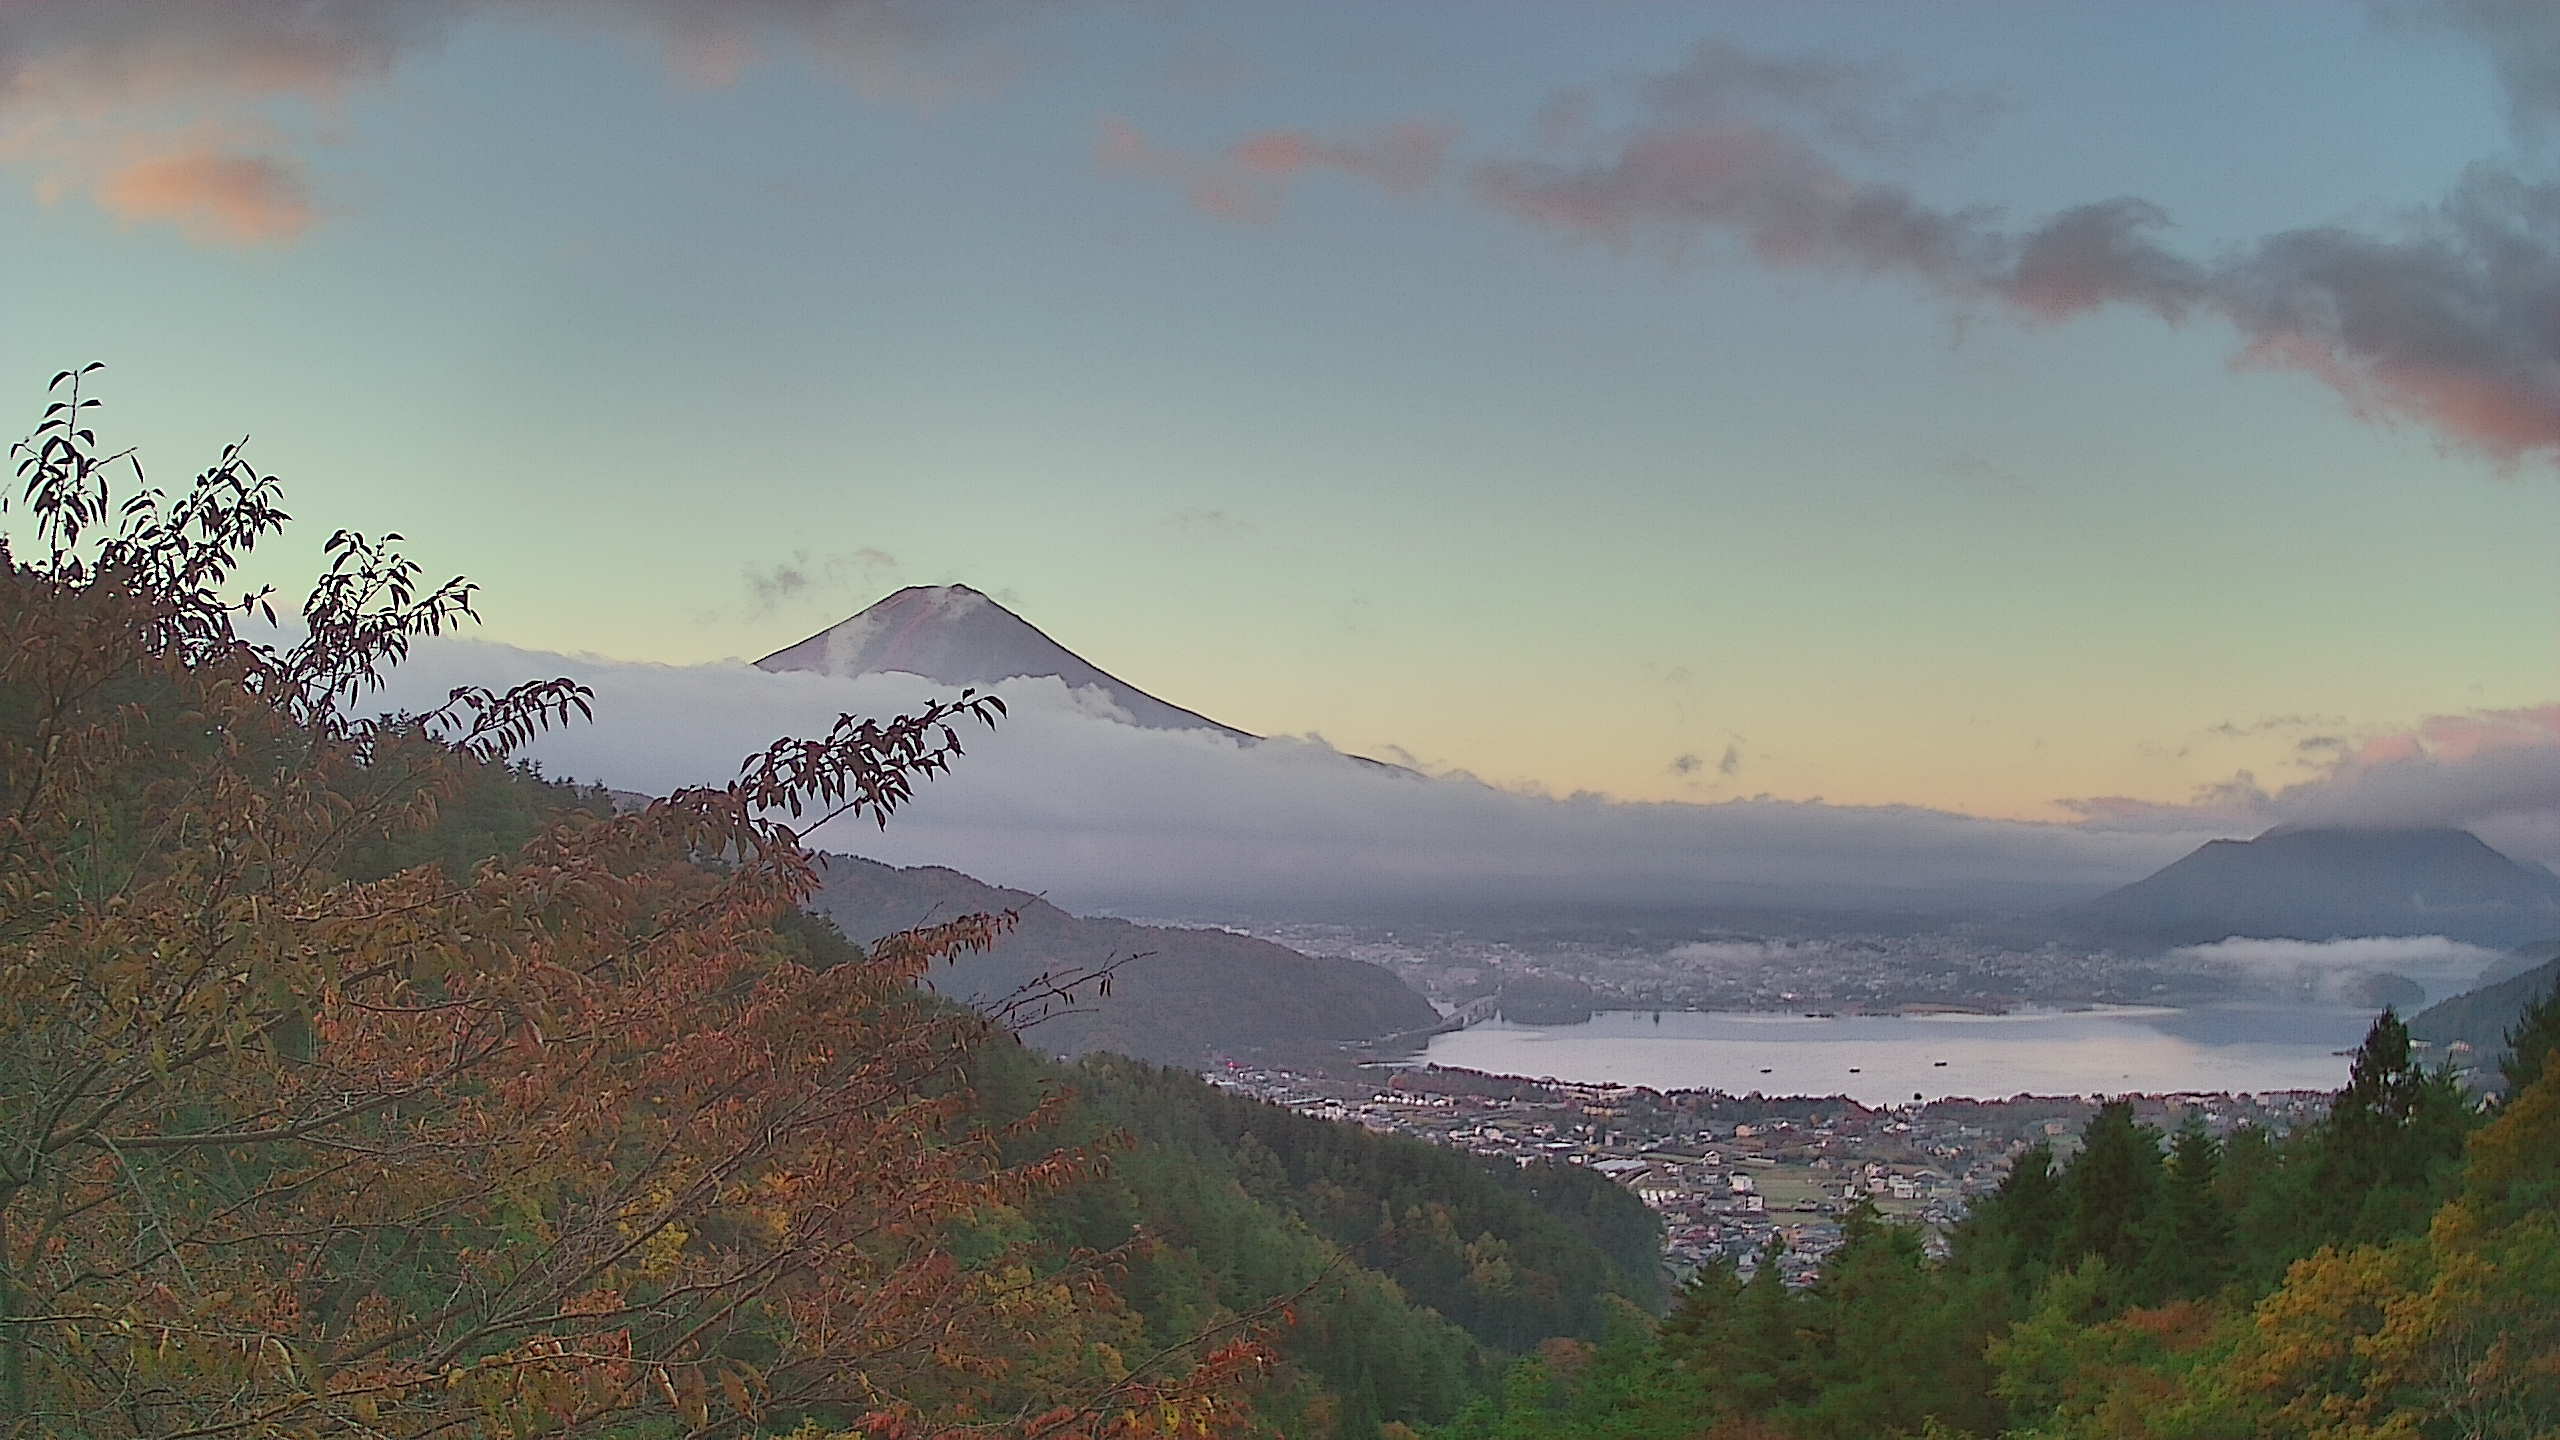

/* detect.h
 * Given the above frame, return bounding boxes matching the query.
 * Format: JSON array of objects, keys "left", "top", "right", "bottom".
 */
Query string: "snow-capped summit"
[{"left": 755, "top": 584, "right": 1252, "bottom": 738}]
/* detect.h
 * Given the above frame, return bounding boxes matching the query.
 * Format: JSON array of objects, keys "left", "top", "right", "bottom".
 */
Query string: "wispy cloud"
[
  {"left": 1465, "top": 27, "right": 2560, "bottom": 469},
  {"left": 2065, "top": 700, "right": 2560, "bottom": 869},
  {"left": 2203, "top": 714, "right": 2346, "bottom": 741},
  {"left": 93, "top": 145, "right": 312, "bottom": 244},
  {"left": 1164, "top": 507, "right": 1257, "bottom": 539},
  {"left": 0, "top": 0, "right": 1035, "bottom": 242},
  {"left": 741, "top": 548, "right": 899, "bottom": 617},
  {"left": 1632, "top": 38, "right": 2004, "bottom": 160},
  {"left": 1099, "top": 116, "right": 1456, "bottom": 222},
  {"left": 1468, "top": 37, "right": 2201, "bottom": 325}
]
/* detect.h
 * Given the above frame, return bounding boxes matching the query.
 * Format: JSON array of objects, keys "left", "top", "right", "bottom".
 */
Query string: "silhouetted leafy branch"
[{"left": 0, "top": 366, "right": 1258, "bottom": 1439}]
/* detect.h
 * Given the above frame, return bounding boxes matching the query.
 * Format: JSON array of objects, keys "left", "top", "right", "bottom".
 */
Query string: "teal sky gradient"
[{"left": 4, "top": 1, "right": 2556, "bottom": 818}]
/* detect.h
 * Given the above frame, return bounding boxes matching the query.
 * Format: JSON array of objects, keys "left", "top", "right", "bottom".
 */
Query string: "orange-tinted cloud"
[
  {"left": 1230, "top": 122, "right": 1451, "bottom": 193},
  {"left": 94, "top": 146, "right": 312, "bottom": 245},
  {"left": 1, "top": 1, "right": 1036, "bottom": 244}
]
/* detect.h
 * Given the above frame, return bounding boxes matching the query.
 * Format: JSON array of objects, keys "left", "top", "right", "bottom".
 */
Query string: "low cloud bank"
[
  {"left": 2171, "top": 935, "right": 2506, "bottom": 1005},
  {"left": 2068, "top": 703, "right": 2560, "bottom": 872},
  {"left": 372, "top": 638, "right": 2202, "bottom": 918}
]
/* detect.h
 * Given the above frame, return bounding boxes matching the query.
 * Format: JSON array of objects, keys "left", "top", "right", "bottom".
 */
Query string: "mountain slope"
[
  {"left": 960, "top": 1042, "right": 1662, "bottom": 1436},
  {"left": 2059, "top": 825, "right": 2560, "bottom": 947},
  {"left": 757, "top": 583, "right": 1251, "bottom": 737},
  {"left": 2409, "top": 943, "right": 2560, "bottom": 1077},
  {"left": 809, "top": 853, "right": 1438, "bottom": 1062}
]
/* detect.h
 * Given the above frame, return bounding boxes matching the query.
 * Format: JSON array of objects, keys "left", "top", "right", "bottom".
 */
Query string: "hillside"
[
  {"left": 963, "top": 1043, "right": 1663, "bottom": 1436},
  {"left": 2410, "top": 942, "right": 2560, "bottom": 1079},
  {"left": 809, "top": 852, "right": 1440, "bottom": 1062},
  {"left": 2059, "top": 824, "right": 2560, "bottom": 947}
]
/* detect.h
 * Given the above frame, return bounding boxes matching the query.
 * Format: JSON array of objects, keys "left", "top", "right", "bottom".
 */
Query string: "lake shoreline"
[{"left": 1393, "top": 1004, "right": 2378, "bottom": 1106}]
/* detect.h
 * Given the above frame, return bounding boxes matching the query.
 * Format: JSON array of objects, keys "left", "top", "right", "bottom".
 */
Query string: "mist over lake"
[{"left": 1410, "top": 1007, "right": 2384, "bottom": 1105}]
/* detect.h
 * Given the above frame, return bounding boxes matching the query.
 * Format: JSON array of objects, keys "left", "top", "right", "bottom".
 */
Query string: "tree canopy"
[{"left": 0, "top": 366, "right": 1259, "bottom": 1439}]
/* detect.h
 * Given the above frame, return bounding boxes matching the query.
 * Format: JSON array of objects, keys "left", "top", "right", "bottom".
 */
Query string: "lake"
[{"left": 1408, "top": 1006, "right": 2382, "bottom": 1104}]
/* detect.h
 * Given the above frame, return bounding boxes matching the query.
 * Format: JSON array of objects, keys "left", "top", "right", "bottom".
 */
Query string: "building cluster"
[{"left": 1205, "top": 1059, "right": 2331, "bottom": 1282}]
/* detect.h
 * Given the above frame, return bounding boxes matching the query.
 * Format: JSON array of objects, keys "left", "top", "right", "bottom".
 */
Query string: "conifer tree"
[
  {"left": 1967, "top": 1139, "right": 2065, "bottom": 1280},
  {"left": 1731, "top": 1237, "right": 1804, "bottom": 1416},
  {"left": 2312, "top": 1007, "right": 2474, "bottom": 1244},
  {"left": 2062, "top": 1100, "right": 2162, "bottom": 1279},
  {"left": 2500, "top": 976, "right": 2560, "bottom": 1100},
  {"left": 2137, "top": 1116, "right": 2233, "bottom": 1301}
]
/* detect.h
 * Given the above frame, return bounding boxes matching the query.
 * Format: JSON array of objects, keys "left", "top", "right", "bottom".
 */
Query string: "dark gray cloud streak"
[
  {"left": 2388, "top": 0, "right": 2560, "bottom": 140},
  {"left": 1471, "top": 29, "right": 2560, "bottom": 469}
]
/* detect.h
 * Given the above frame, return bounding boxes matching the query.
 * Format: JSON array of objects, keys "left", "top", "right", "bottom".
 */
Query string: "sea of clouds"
[{"left": 370, "top": 637, "right": 2212, "bottom": 918}]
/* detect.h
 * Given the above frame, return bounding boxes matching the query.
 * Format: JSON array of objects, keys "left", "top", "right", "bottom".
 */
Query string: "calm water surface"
[{"left": 1411, "top": 1007, "right": 2380, "bottom": 1103}]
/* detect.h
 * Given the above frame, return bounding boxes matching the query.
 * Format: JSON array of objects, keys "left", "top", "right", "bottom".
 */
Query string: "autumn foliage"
[{"left": 0, "top": 367, "right": 1265, "bottom": 1438}]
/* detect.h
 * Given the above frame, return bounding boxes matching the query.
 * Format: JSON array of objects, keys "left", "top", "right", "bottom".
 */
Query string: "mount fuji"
[{"left": 757, "top": 584, "right": 1254, "bottom": 739}]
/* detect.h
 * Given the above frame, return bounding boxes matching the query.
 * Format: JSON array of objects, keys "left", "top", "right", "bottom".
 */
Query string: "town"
[{"left": 1205, "top": 1057, "right": 2333, "bottom": 1283}]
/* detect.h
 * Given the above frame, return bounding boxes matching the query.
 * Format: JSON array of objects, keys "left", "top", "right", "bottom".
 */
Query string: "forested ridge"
[
  {"left": 805, "top": 856, "right": 1440, "bottom": 1064},
  {"left": 963, "top": 1048, "right": 1660, "bottom": 1439}
]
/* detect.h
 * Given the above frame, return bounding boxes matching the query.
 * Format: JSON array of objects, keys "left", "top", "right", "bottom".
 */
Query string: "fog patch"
[
  {"left": 2170, "top": 935, "right": 2504, "bottom": 1007},
  {"left": 1668, "top": 940, "right": 1832, "bottom": 970},
  {"left": 367, "top": 637, "right": 2208, "bottom": 919}
]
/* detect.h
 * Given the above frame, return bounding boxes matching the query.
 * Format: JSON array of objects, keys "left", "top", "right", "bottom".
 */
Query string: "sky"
[{"left": 7, "top": 0, "right": 2560, "bottom": 840}]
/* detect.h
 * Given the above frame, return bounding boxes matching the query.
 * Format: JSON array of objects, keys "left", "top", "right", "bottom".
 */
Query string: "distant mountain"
[
  {"left": 2060, "top": 825, "right": 2560, "bottom": 948},
  {"left": 757, "top": 584, "right": 1252, "bottom": 737},
  {"left": 807, "top": 853, "right": 1438, "bottom": 1063},
  {"left": 2409, "top": 941, "right": 2560, "bottom": 1081}
]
